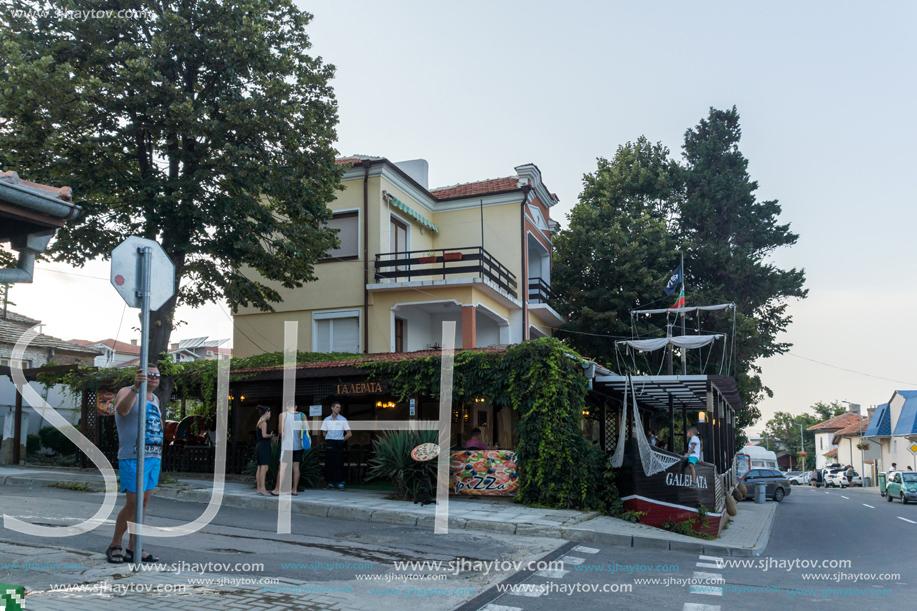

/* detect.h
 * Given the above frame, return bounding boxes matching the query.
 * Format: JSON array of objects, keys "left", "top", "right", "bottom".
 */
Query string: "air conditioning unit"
[{"left": 206, "top": 350, "right": 214, "bottom": 356}]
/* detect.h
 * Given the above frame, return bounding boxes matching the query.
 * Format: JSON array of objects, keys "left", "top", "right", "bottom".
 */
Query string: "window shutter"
[
  {"left": 332, "top": 317, "right": 360, "bottom": 353},
  {"left": 315, "top": 319, "right": 332, "bottom": 352},
  {"left": 326, "top": 213, "right": 358, "bottom": 258}
]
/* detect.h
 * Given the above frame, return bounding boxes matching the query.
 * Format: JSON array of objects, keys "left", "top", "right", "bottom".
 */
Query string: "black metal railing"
[
  {"left": 528, "top": 277, "right": 553, "bottom": 304},
  {"left": 375, "top": 246, "right": 518, "bottom": 299}
]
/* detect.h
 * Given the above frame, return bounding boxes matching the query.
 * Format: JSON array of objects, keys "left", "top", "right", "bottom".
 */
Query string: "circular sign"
[
  {"left": 411, "top": 443, "right": 440, "bottom": 462},
  {"left": 114, "top": 275, "right": 125, "bottom": 286}
]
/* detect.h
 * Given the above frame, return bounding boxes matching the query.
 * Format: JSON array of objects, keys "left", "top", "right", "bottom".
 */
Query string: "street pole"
[
  {"left": 793, "top": 422, "right": 804, "bottom": 471},
  {"left": 680, "top": 251, "right": 686, "bottom": 375},
  {"left": 134, "top": 246, "right": 152, "bottom": 566}
]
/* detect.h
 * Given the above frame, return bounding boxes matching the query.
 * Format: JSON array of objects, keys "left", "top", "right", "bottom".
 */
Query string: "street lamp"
[{"left": 793, "top": 422, "right": 805, "bottom": 470}]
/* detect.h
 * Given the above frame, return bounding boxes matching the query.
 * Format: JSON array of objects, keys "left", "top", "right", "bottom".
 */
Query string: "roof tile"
[{"left": 430, "top": 177, "right": 521, "bottom": 200}]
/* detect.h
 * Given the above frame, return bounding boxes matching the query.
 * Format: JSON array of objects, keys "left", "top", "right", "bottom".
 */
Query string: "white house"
[{"left": 864, "top": 392, "right": 917, "bottom": 475}]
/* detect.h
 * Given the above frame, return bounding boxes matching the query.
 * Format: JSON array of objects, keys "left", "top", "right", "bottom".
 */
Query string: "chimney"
[
  {"left": 393, "top": 159, "right": 429, "bottom": 189},
  {"left": 867, "top": 405, "right": 876, "bottom": 422},
  {"left": 130, "top": 339, "right": 137, "bottom": 346},
  {"left": 170, "top": 343, "right": 179, "bottom": 351}
]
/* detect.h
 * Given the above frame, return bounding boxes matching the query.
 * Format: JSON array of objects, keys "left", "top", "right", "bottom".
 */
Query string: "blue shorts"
[
  {"left": 119, "top": 458, "right": 161, "bottom": 494},
  {"left": 688, "top": 456, "right": 698, "bottom": 465}
]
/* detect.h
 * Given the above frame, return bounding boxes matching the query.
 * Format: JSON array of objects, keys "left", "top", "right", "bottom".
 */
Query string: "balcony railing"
[
  {"left": 374, "top": 246, "right": 518, "bottom": 299},
  {"left": 528, "top": 277, "right": 553, "bottom": 304}
]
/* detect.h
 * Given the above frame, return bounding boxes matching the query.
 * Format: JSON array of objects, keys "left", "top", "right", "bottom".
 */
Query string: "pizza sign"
[{"left": 449, "top": 450, "right": 518, "bottom": 496}]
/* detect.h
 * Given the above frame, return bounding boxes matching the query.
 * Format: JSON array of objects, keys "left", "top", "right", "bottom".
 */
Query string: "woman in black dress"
[{"left": 255, "top": 406, "right": 275, "bottom": 495}]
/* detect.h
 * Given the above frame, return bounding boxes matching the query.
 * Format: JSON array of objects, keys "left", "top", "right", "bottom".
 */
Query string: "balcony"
[
  {"left": 528, "top": 277, "right": 553, "bottom": 304},
  {"left": 373, "top": 246, "right": 518, "bottom": 300}
]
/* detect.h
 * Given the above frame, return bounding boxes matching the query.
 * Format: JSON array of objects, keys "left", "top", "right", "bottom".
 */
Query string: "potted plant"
[
  {"left": 417, "top": 250, "right": 437, "bottom": 264},
  {"left": 443, "top": 251, "right": 463, "bottom": 261}
]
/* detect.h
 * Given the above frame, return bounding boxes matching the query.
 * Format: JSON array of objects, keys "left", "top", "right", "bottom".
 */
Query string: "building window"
[
  {"left": 394, "top": 318, "right": 406, "bottom": 353},
  {"left": 323, "top": 211, "right": 359, "bottom": 260},
  {"left": 313, "top": 310, "right": 360, "bottom": 353},
  {"left": 0, "top": 358, "right": 30, "bottom": 369}
]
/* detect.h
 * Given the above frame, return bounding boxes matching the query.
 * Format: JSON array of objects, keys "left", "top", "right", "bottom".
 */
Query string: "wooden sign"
[{"left": 335, "top": 381, "right": 386, "bottom": 396}]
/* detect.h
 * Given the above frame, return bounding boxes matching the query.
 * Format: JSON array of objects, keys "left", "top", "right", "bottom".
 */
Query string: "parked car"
[
  {"left": 846, "top": 471, "right": 863, "bottom": 487},
  {"left": 824, "top": 468, "right": 848, "bottom": 488},
  {"left": 886, "top": 471, "right": 917, "bottom": 503},
  {"left": 786, "top": 471, "right": 810, "bottom": 485},
  {"left": 739, "top": 468, "right": 792, "bottom": 502}
]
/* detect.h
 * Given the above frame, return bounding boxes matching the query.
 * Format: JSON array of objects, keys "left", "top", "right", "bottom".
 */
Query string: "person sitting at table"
[{"left": 465, "top": 428, "right": 493, "bottom": 450}]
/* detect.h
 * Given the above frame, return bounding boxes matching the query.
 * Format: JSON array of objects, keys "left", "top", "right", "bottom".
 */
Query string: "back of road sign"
[{"left": 110, "top": 236, "right": 175, "bottom": 310}]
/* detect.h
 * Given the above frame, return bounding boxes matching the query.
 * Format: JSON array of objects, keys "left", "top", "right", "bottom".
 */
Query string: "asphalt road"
[{"left": 2, "top": 482, "right": 915, "bottom": 610}]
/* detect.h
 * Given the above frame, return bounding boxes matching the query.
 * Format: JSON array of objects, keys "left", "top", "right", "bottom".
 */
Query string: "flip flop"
[
  {"left": 256, "top": 493, "right": 267, "bottom": 496},
  {"left": 269, "top": 491, "right": 279, "bottom": 496},
  {"left": 291, "top": 492, "right": 298, "bottom": 496}
]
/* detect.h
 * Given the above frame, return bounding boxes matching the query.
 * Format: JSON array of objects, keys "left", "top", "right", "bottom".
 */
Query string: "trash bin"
[
  {"left": 755, "top": 484, "right": 766, "bottom": 504},
  {"left": 864, "top": 476, "right": 872, "bottom": 488},
  {"left": 879, "top": 472, "right": 887, "bottom": 497}
]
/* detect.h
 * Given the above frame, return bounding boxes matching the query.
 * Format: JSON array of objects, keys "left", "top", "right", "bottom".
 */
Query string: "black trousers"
[{"left": 325, "top": 439, "right": 344, "bottom": 484}]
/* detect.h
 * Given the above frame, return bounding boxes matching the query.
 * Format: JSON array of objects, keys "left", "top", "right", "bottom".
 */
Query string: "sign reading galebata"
[{"left": 335, "top": 382, "right": 387, "bottom": 395}]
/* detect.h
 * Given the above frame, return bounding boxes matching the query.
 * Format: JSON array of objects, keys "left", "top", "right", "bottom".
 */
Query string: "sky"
[{"left": 6, "top": 2, "right": 917, "bottom": 436}]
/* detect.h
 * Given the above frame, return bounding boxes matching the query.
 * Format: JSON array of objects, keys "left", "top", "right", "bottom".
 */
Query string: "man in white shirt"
[
  {"left": 321, "top": 402, "right": 352, "bottom": 490},
  {"left": 682, "top": 427, "right": 701, "bottom": 486}
]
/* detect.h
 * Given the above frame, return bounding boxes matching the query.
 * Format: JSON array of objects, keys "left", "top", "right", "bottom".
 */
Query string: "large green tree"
[
  {"left": 763, "top": 410, "right": 819, "bottom": 469},
  {"left": 810, "top": 400, "right": 847, "bottom": 422},
  {"left": 552, "top": 137, "right": 680, "bottom": 367},
  {"left": 679, "top": 106, "right": 807, "bottom": 430},
  {"left": 1, "top": 0, "right": 342, "bottom": 398}
]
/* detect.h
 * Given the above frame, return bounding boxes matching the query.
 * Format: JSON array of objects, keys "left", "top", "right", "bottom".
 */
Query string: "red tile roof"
[
  {"left": 808, "top": 412, "right": 862, "bottom": 432},
  {"left": 233, "top": 347, "right": 506, "bottom": 375},
  {"left": 0, "top": 171, "right": 72, "bottom": 202},
  {"left": 69, "top": 338, "right": 141, "bottom": 355},
  {"left": 824, "top": 448, "right": 838, "bottom": 457},
  {"left": 429, "top": 177, "right": 521, "bottom": 200},
  {"left": 834, "top": 417, "right": 868, "bottom": 437}
]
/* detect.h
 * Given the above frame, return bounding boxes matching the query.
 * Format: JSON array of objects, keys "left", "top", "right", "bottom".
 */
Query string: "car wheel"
[
  {"left": 903, "top": 493, "right": 908, "bottom": 505},
  {"left": 774, "top": 487, "right": 785, "bottom": 502}
]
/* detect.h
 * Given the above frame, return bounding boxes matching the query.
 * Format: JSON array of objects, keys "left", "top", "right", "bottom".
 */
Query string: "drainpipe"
[
  {"left": 520, "top": 186, "right": 531, "bottom": 343},
  {"left": 0, "top": 231, "right": 55, "bottom": 283},
  {"left": 362, "top": 160, "right": 371, "bottom": 354}
]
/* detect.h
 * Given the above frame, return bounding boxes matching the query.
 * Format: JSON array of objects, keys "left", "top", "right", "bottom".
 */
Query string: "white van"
[{"left": 736, "top": 445, "right": 779, "bottom": 476}]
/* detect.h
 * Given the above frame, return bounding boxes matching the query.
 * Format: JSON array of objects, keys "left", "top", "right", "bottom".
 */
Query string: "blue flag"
[{"left": 664, "top": 264, "right": 683, "bottom": 295}]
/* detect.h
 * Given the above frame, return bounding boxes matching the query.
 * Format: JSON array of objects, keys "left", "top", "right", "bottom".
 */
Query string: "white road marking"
[
  {"left": 698, "top": 555, "right": 724, "bottom": 563},
  {"left": 689, "top": 585, "right": 724, "bottom": 596},
  {"left": 536, "top": 569, "right": 569, "bottom": 579},
  {"left": 509, "top": 588, "right": 544, "bottom": 597},
  {"left": 897, "top": 517, "right": 917, "bottom": 524},
  {"left": 684, "top": 603, "right": 721, "bottom": 610},
  {"left": 573, "top": 545, "right": 600, "bottom": 554},
  {"left": 562, "top": 556, "right": 585, "bottom": 565},
  {"left": 863, "top": 504, "right": 875, "bottom": 509},
  {"left": 693, "top": 571, "right": 724, "bottom": 583},
  {"left": 841, "top": 496, "right": 850, "bottom": 499},
  {"left": 824, "top": 491, "right": 830, "bottom": 494},
  {"left": 481, "top": 606, "right": 523, "bottom": 611},
  {"left": 696, "top": 562, "right": 723, "bottom": 569}
]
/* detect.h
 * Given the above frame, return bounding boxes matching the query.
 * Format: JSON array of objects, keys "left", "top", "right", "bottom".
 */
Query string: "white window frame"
[
  {"left": 389, "top": 211, "right": 412, "bottom": 253},
  {"left": 312, "top": 308, "right": 362, "bottom": 353}
]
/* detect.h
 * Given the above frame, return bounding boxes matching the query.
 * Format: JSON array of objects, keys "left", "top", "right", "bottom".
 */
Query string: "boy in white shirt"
[{"left": 683, "top": 427, "right": 701, "bottom": 486}]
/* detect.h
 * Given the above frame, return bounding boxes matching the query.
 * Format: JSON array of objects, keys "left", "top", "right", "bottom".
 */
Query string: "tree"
[
  {"left": 679, "top": 107, "right": 808, "bottom": 431},
  {"left": 810, "top": 400, "right": 846, "bottom": 423},
  {"left": 0, "top": 1, "right": 342, "bottom": 400},
  {"left": 763, "top": 411, "right": 818, "bottom": 468},
  {"left": 552, "top": 137, "right": 680, "bottom": 367}
]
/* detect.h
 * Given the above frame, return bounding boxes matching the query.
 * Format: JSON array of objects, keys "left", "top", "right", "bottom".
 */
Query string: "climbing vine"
[{"left": 361, "top": 338, "right": 609, "bottom": 511}]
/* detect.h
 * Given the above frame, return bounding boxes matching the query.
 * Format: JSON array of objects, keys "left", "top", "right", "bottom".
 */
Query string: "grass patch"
[{"left": 47, "top": 482, "right": 93, "bottom": 492}]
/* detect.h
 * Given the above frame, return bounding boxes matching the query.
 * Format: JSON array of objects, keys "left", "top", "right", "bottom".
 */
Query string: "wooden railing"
[
  {"left": 528, "top": 277, "right": 553, "bottom": 303},
  {"left": 375, "top": 246, "right": 517, "bottom": 299}
]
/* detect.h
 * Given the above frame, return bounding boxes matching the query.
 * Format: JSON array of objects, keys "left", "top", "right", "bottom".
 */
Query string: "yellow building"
[{"left": 233, "top": 156, "right": 564, "bottom": 356}]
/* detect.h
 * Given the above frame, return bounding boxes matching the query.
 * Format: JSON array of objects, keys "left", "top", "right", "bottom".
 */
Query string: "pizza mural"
[{"left": 449, "top": 450, "right": 518, "bottom": 496}]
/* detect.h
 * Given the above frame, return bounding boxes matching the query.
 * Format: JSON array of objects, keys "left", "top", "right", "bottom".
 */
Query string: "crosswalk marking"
[
  {"left": 562, "top": 556, "right": 585, "bottom": 565},
  {"left": 683, "top": 604, "right": 721, "bottom": 611},
  {"left": 509, "top": 588, "right": 544, "bottom": 597},
  {"left": 689, "top": 585, "right": 724, "bottom": 596},
  {"left": 481, "top": 605, "right": 523, "bottom": 611},
  {"left": 573, "top": 545, "right": 600, "bottom": 554},
  {"left": 536, "top": 569, "right": 570, "bottom": 579},
  {"left": 696, "top": 562, "right": 722, "bottom": 569},
  {"left": 698, "top": 555, "right": 723, "bottom": 563},
  {"left": 897, "top": 517, "right": 917, "bottom": 524},
  {"left": 693, "top": 571, "right": 724, "bottom": 583}
]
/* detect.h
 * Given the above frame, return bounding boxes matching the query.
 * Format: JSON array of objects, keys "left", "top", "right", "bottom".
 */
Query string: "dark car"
[{"left": 740, "top": 468, "right": 792, "bottom": 502}]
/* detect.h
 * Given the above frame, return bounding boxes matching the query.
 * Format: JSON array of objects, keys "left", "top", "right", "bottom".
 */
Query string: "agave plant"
[{"left": 367, "top": 430, "right": 438, "bottom": 501}]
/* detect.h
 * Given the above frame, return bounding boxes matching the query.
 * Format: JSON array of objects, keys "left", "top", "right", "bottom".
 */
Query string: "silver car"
[{"left": 786, "top": 471, "right": 810, "bottom": 485}]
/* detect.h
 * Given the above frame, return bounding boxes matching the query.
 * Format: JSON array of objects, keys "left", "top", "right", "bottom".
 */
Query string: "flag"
[
  {"left": 669, "top": 288, "right": 685, "bottom": 310},
  {"left": 664, "top": 264, "right": 683, "bottom": 295}
]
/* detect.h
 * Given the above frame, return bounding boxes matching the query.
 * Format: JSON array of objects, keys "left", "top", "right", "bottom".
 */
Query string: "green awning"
[{"left": 383, "top": 191, "right": 439, "bottom": 233}]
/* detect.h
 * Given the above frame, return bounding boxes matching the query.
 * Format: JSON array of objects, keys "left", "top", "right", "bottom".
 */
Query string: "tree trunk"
[{"left": 148, "top": 250, "right": 185, "bottom": 406}]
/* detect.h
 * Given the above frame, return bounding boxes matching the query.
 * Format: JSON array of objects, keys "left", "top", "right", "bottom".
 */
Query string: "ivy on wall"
[{"left": 361, "top": 338, "right": 608, "bottom": 511}]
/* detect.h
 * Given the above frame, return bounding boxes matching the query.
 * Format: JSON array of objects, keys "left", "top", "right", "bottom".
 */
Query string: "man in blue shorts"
[{"left": 106, "top": 365, "right": 163, "bottom": 564}]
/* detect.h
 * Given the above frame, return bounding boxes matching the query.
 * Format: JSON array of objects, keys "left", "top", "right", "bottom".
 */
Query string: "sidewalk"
[{"left": 0, "top": 464, "right": 776, "bottom": 556}]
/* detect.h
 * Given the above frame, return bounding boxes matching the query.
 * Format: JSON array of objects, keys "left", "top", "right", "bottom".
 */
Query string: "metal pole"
[
  {"left": 680, "top": 251, "right": 686, "bottom": 375},
  {"left": 135, "top": 246, "right": 152, "bottom": 565}
]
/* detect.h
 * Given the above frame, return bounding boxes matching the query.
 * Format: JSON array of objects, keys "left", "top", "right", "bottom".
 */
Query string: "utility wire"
[{"left": 786, "top": 353, "right": 917, "bottom": 386}]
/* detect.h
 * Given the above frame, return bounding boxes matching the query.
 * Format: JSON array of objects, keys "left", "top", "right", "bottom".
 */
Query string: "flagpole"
[{"left": 681, "top": 250, "right": 686, "bottom": 375}]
